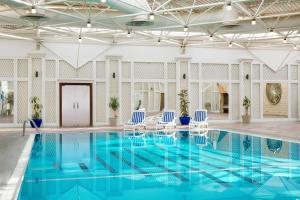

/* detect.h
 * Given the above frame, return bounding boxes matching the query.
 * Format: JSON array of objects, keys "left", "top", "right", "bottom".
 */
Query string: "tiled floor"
[{"left": 0, "top": 121, "right": 300, "bottom": 198}]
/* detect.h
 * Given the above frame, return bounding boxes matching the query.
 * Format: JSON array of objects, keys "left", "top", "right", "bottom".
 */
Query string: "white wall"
[{"left": 0, "top": 39, "right": 299, "bottom": 127}]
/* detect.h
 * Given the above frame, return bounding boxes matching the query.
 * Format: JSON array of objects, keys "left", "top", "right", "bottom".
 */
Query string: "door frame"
[{"left": 59, "top": 83, "right": 93, "bottom": 127}]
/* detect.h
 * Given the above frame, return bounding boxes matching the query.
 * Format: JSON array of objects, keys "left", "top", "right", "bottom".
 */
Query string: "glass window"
[{"left": 0, "top": 81, "right": 14, "bottom": 123}]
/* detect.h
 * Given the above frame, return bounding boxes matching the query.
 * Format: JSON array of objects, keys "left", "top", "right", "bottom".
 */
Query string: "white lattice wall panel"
[
  {"left": 231, "top": 83, "right": 240, "bottom": 120},
  {"left": 17, "top": 81, "right": 28, "bottom": 123},
  {"left": 190, "top": 63, "right": 199, "bottom": 79},
  {"left": 134, "top": 62, "right": 164, "bottom": 79},
  {"left": 231, "top": 64, "right": 239, "bottom": 80},
  {"left": 96, "top": 82, "right": 106, "bottom": 123},
  {"left": 263, "top": 65, "right": 288, "bottom": 80},
  {"left": 45, "top": 60, "right": 56, "bottom": 78},
  {"left": 78, "top": 61, "right": 93, "bottom": 79},
  {"left": 291, "top": 83, "right": 298, "bottom": 118},
  {"left": 59, "top": 60, "right": 77, "bottom": 79},
  {"left": 252, "top": 64, "right": 260, "bottom": 80},
  {"left": 96, "top": 61, "right": 105, "bottom": 79},
  {"left": 252, "top": 83, "right": 260, "bottom": 119},
  {"left": 17, "top": 59, "right": 28, "bottom": 78},
  {"left": 291, "top": 65, "right": 298, "bottom": 80},
  {"left": 190, "top": 83, "right": 199, "bottom": 113},
  {"left": 0, "top": 59, "right": 14, "bottom": 77},
  {"left": 167, "top": 63, "right": 176, "bottom": 79},
  {"left": 202, "top": 63, "right": 229, "bottom": 80},
  {"left": 122, "top": 62, "right": 131, "bottom": 79},
  {"left": 32, "top": 58, "right": 42, "bottom": 98},
  {"left": 45, "top": 81, "right": 56, "bottom": 123},
  {"left": 167, "top": 83, "right": 176, "bottom": 110},
  {"left": 121, "top": 83, "right": 131, "bottom": 123}
]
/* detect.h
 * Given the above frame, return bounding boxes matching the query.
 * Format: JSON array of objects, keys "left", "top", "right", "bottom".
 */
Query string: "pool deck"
[{"left": 0, "top": 121, "right": 300, "bottom": 199}]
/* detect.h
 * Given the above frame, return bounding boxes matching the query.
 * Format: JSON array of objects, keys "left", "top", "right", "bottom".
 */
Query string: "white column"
[
  {"left": 175, "top": 57, "right": 191, "bottom": 116},
  {"left": 105, "top": 55, "right": 123, "bottom": 124},
  {"left": 92, "top": 60, "right": 97, "bottom": 126},
  {"left": 297, "top": 60, "right": 300, "bottom": 121},
  {"left": 239, "top": 59, "right": 254, "bottom": 121},
  {"left": 13, "top": 59, "right": 18, "bottom": 125}
]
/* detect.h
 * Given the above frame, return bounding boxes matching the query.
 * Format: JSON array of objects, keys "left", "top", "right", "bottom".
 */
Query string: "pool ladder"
[{"left": 23, "top": 119, "right": 41, "bottom": 136}]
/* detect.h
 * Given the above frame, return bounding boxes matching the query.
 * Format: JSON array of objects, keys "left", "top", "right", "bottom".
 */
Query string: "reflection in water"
[
  {"left": 267, "top": 139, "right": 283, "bottom": 154},
  {"left": 19, "top": 131, "right": 300, "bottom": 200}
]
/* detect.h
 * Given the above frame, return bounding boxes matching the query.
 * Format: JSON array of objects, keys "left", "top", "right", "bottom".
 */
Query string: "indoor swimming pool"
[{"left": 18, "top": 130, "right": 300, "bottom": 199}]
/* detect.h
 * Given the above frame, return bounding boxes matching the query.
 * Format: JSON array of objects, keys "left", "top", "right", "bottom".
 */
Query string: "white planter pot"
[{"left": 109, "top": 117, "right": 119, "bottom": 126}]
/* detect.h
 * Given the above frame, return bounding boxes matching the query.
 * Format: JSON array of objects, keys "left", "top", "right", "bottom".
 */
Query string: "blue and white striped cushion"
[
  {"left": 130, "top": 111, "right": 145, "bottom": 124},
  {"left": 194, "top": 135, "right": 206, "bottom": 144},
  {"left": 162, "top": 111, "right": 175, "bottom": 123},
  {"left": 195, "top": 110, "right": 207, "bottom": 122}
]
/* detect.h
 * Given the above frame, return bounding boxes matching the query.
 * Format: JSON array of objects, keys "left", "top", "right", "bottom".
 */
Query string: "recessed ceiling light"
[
  {"left": 294, "top": 45, "right": 298, "bottom": 50},
  {"left": 31, "top": 6, "right": 36, "bottom": 14},
  {"left": 251, "top": 18, "right": 256, "bottom": 25},
  {"left": 87, "top": 20, "right": 91, "bottom": 28},
  {"left": 149, "top": 13, "right": 155, "bottom": 21},
  {"left": 184, "top": 25, "right": 188, "bottom": 32},
  {"left": 226, "top": 1, "right": 232, "bottom": 11},
  {"left": 283, "top": 37, "right": 287, "bottom": 43}
]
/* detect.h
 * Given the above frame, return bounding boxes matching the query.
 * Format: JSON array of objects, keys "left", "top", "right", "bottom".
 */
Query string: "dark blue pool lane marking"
[
  {"left": 110, "top": 151, "right": 150, "bottom": 176},
  {"left": 166, "top": 146, "right": 262, "bottom": 185},
  {"left": 95, "top": 154, "right": 117, "bottom": 174},
  {"left": 140, "top": 148, "right": 229, "bottom": 186},
  {"left": 174, "top": 146, "right": 273, "bottom": 176},
  {"left": 124, "top": 148, "right": 189, "bottom": 182},
  {"left": 78, "top": 163, "right": 89, "bottom": 172}
]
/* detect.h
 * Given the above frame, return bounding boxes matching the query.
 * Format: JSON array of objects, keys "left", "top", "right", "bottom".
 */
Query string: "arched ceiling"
[{"left": 0, "top": 0, "right": 300, "bottom": 49}]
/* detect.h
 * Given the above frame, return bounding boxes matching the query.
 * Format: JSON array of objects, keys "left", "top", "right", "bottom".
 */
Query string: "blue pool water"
[{"left": 18, "top": 130, "right": 300, "bottom": 200}]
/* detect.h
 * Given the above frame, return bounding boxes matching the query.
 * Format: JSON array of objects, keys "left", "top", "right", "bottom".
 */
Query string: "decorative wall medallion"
[{"left": 266, "top": 83, "right": 282, "bottom": 105}]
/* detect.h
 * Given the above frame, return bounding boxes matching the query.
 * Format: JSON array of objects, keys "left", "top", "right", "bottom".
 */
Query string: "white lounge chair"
[
  {"left": 156, "top": 110, "right": 176, "bottom": 130},
  {"left": 189, "top": 109, "right": 208, "bottom": 130},
  {"left": 124, "top": 110, "right": 146, "bottom": 131}
]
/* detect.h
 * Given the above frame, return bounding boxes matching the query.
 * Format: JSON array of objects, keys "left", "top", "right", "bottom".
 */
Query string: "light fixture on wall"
[
  {"left": 245, "top": 74, "right": 249, "bottom": 80},
  {"left": 251, "top": 18, "right": 256, "bottom": 25},
  {"left": 228, "top": 41, "right": 233, "bottom": 48},
  {"left": 294, "top": 45, "right": 298, "bottom": 50},
  {"left": 158, "top": 38, "right": 161, "bottom": 45},
  {"left": 78, "top": 35, "right": 82, "bottom": 43},
  {"left": 183, "top": 73, "right": 186, "bottom": 79},
  {"left": 209, "top": 34, "right": 213, "bottom": 41},
  {"left": 112, "top": 72, "right": 116, "bottom": 78},
  {"left": 35, "top": 71, "right": 39, "bottom": 78},
  {"left": 127, "top": 30, "right": 131, "bottom": 38}
]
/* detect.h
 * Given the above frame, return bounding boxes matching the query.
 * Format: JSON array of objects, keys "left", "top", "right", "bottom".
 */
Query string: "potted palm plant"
[
  {"left": 109, "top": 97, "right": 120, "bottom": 126},
  {"left": 242, "top": 96, "right": 251, "bottom": 123},
  {"left": 30, "top": 96, "right": 43, "bottom": 128},
  {"left": 178, "top": 89, "right": 190, "bottom": 125}
]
